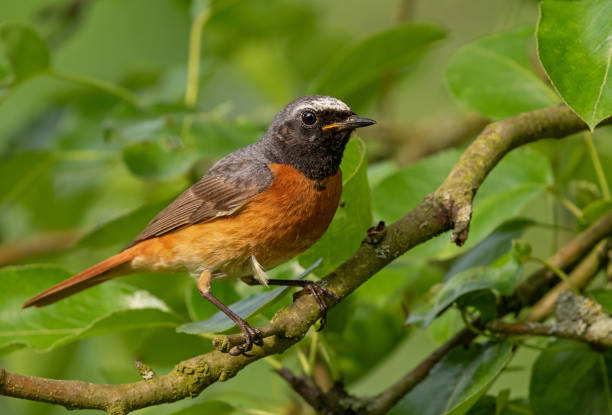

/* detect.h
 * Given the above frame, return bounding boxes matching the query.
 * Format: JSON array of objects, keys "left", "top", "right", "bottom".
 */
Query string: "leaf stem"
[
  {"left": 297, "top": 348, "right": 311, "bottom": 376},
  {"left": 48, "top": 68, "right": 143, "bottom": 108},
  {"left": 243, "top": 409, "right": 278, "bottom": 415},
  {"left": 52, "top": 150, "right": 117, "bottom": 162},
  {"left": 505, "top": 403, "right": 533, "bottom": 415},
  {"left": 582, "top": 132, "right": 611, "bottom": 200},
  {"left": 527, "top": 256, "right": 579, "bottom": 294},
  {"left": 262, "top": 357, "right": 283, "bottom": 371},
  {"left": 547, "top": 187, "right": 583, "bottom": 219},
  {"left": 317, "top": 335, "right": 339, "bottom": 380},
  {"left": 308, "top": 329, "right": 318, "bottom": 375},
  {"left": 532, "top": 221, "right": 575, "bottom": 233},
  {"left": 459, "top": 309, "right": 491, "bottom": 339},
  {"left": 184, "top": 8, "right": 211, "bottom": 108}
]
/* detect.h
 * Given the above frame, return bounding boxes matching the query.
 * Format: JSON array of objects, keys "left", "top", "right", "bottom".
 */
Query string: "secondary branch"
[{"left": 1, "top": 104, "right": 609, "bottom": 413}]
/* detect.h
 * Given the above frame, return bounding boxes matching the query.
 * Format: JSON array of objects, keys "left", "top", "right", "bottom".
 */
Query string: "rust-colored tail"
[{"left": 22, "top": 248, "right": 137, "bottom": 308}]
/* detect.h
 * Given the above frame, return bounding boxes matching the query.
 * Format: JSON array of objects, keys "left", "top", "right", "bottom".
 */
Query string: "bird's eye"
[{"left": 301, "top": 111, "right": 316, "bottom": 126}]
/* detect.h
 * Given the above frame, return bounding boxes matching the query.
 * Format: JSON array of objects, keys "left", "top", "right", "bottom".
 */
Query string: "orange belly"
[{"left": 130, "top": 164, "right": 342, "bottom": 278}]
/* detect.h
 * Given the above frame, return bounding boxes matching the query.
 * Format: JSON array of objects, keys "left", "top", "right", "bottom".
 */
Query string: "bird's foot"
[
  {"left": 229, "top": 322, "right": 263, "bottom": 356},
  {"left": 293, "top": 281, "right": 339, "bottom": 330}
]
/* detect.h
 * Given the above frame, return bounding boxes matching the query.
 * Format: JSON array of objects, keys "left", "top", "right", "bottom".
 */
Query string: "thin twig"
[
  {"left": 368, "top": 327, "right": 477, "bottom": 415},
  {"left": 48, "top": 68, "right": 143, "bottom": 108},
  {"left": 488, "top": 293, "right": 612, "bottom": 348},
  {"left": 583, "top": 131, "right": 611, "bottom": 200},
  {"left": 514, "top": 211, "right": 612, "bottom": 307},
  {"left": 0, "top": 230, "right": 79, "bottom": 266},
  {"left": 527, "top": 255, "right": 579, "bottom": 294},
  {"left": 314, "top": 213, "right": 612, "bottom": 415},
  {"left": 527, "top": 239, "right": 610, "bottom": 322},
  {"left": 184, "top": 8, "right": 211, "bottom": 108}
]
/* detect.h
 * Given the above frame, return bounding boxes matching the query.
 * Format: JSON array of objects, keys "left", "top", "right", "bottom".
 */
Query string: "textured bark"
[{"left": 1, "top": 104, "right": 610, "bottom": 413}]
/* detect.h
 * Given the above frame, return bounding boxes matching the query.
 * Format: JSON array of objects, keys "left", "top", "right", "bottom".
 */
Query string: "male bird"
[{"left": 23, "top": 95, "right": 375, "bottom": 355}]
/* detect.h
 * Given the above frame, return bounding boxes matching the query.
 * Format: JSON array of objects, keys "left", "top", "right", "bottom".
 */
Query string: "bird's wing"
[{"left": 125, "top": 160, "right": 273, "bottom": 248}]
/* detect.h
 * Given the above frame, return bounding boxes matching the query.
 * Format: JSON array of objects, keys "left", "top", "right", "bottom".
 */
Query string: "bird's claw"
[
  {"left": 229, "top": 325, "right": 263, "bottom": 356},
  {"left": 293, "top": 281, "right": 338, "bottom": 331}
]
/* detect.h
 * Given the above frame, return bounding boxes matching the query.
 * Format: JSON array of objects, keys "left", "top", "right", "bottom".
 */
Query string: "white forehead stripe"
[{"left": 293, "top": 96, "right": 350, "bottom": 114}]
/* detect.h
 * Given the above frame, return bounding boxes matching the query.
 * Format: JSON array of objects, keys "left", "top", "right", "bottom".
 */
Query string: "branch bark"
[
  {"left": 1, "top": 104, "right": 609, "bottom": 413},
  {"left": 526, "top": 238, "right": 611, "bottom": 322},
  {"left": 0, "top": 230, "right": 79, "bottom": 266},
  {"left": 282, "top": 210, "right": 612, "bottom": 414},
  {"left": 488, "top": 292, "right": 612, "bottom": 349}
]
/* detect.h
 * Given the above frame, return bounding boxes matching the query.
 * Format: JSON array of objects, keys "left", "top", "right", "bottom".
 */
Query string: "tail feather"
[{"left": 22, "top": 248, "right": 136, "bottom": 308}]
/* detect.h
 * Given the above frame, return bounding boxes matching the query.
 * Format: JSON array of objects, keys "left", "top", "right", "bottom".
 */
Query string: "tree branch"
[
  {"left": 488, "top": 292, "right": 612, "bottom": 349},
  {"left": 0, "top": 230, "right": 79, "bottom": 267},
  {"left": 284, "top": 212, "right": 612, "bottom": 415},
  {"left": 275, "top": 368, "right": 370, "bottom": 415},
  {"left": 368, "top": 327, "right": 478, "bottom": 415},
  {"left": 527, "top": 238, "right": 611, "bottom": 322},
  {"left": 1, "top": 104, "right": 610, "bottom": 413}
]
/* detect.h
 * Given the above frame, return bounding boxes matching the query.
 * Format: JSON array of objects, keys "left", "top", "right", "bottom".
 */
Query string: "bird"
[{"left": 22, "top": 95, "right": 375, "bottom": 355}]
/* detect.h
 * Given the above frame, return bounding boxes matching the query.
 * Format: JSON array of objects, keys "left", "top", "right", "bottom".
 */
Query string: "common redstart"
[{"left": 23, "top": 95, "right": 375, "bottom": 355}]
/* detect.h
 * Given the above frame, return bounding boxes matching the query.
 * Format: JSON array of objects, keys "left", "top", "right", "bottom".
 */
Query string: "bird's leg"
[
  {"left": 197, "top": 270, "right": 262, "bottom": 356},
  {"left": 243, "top": 257, "right": 339, "bottom": 330}
]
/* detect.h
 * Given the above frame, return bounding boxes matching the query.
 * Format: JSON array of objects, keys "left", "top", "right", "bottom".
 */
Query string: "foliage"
[
  {"left": 0, "top": 1, "right": 611, "bottom": 415},
  {"left": 538, "top": 0, "right": 612, "bottom": 130},
  {"left": 530, "top": 341, "right": 612, "bottom": 415},
  {"left": 390, "top": 342, "right": 514, "bottom": 415}
]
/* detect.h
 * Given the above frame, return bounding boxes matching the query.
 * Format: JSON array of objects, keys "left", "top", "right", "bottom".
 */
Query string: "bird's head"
[{"left": 263, "top": 95, "right": 375, "bottom": 181}]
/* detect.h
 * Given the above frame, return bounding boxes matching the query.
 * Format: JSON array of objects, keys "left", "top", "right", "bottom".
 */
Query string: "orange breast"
[{"left": 131, "top": 164, "right": 342, "bottom": 278}]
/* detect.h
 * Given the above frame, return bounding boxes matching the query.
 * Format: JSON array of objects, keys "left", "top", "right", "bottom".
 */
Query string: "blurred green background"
[{"left": 2, "top": 0, "right": 611, "bottom": 414}]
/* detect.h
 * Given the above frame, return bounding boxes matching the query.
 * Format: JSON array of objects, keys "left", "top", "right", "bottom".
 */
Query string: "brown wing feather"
[{"left": 125, "top": 161, "right": 273, "bottom": 248}]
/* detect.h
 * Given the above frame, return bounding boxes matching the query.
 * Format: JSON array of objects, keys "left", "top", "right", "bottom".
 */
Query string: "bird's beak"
[{"left": 321, "top": 115, "right": 376, "bottom": 132}]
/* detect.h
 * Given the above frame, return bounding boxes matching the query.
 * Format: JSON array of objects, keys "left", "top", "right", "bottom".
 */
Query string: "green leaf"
[
  {"left": 445, "top": 219, "right": 533, "bottom": 281},
  {"left": 122, "top": 139, "right": 194, "bottom": 179},
  {"left": 0, "top": 52, "right": 10, "bottom": 85},
  {"left": 167, "top": 401, "right": 235, "bottom": 415},
  {"left": 0, "top": 23, "right": 51, "bottom": 82},
  {"left": 511, "top": 239, "right": 533, "bottom": 264},
  {"left": 446, "top": 27, "right": 559, "bottom": 120},
  {"left": 530, "top": 341, "right": 612, "bottom": 415},
  {"left": 373, "top": 147, "right": 552, "bottom": 260},
  {"left": 456, "top": 290, "right": 498, "bottom": 324},
  {"left": 299, "top": 137, "right": 372, "bottom": 276},
  {"left": 428, "top": 308, "right": 463, "bottom": 345},
  {"left": 590, "top": 290, "right": 612, "bottom": 314},
  {"left": 0, "top": 265, "right": 182, "bottom": 356},
  {"left": 112, "top": 116, "right": 263, "bottom": 180},
  {"left": 390, "top": 342, "right": 513, "bottom": 415},
  {"left": 186, "top": 118, "right": 263, "bottom": 158},
  {"left": 0, "top": 152, "right": 54, "bottom": 205},
  {"left": 311, "top": 23, "right": 446, "bottom": 99},
  {"left": 75, "top": 199, "right": 171, "bottom": 250},
  {"left": 323, "top": 300, "right": 406, "bottom": 384},
  {"left": 357, "top": 259, "right": 444, "bottom": 307},
  {"left": 373, "top": 149, "right": 459, "bottom": 224},
  {"left": 495, "top": 389, "right": 511, "bottom": 415},
  {"left": 407, "top": 257, "right": 521, "bottom": 327},
  {"left": 466, "top": 396, "right": 497, "bottom": 415},
  {"left": 538, "top": 0, "right": 612, "bottom": 130},
  {"left": 466, "top": 396, "right": 532, "bottom": 415},
  {"left": 580, "top": 199, "right": 612, "bottom": 227},
  {"left": 176, "top": 259, "right": 321, "bottom": 334}
]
